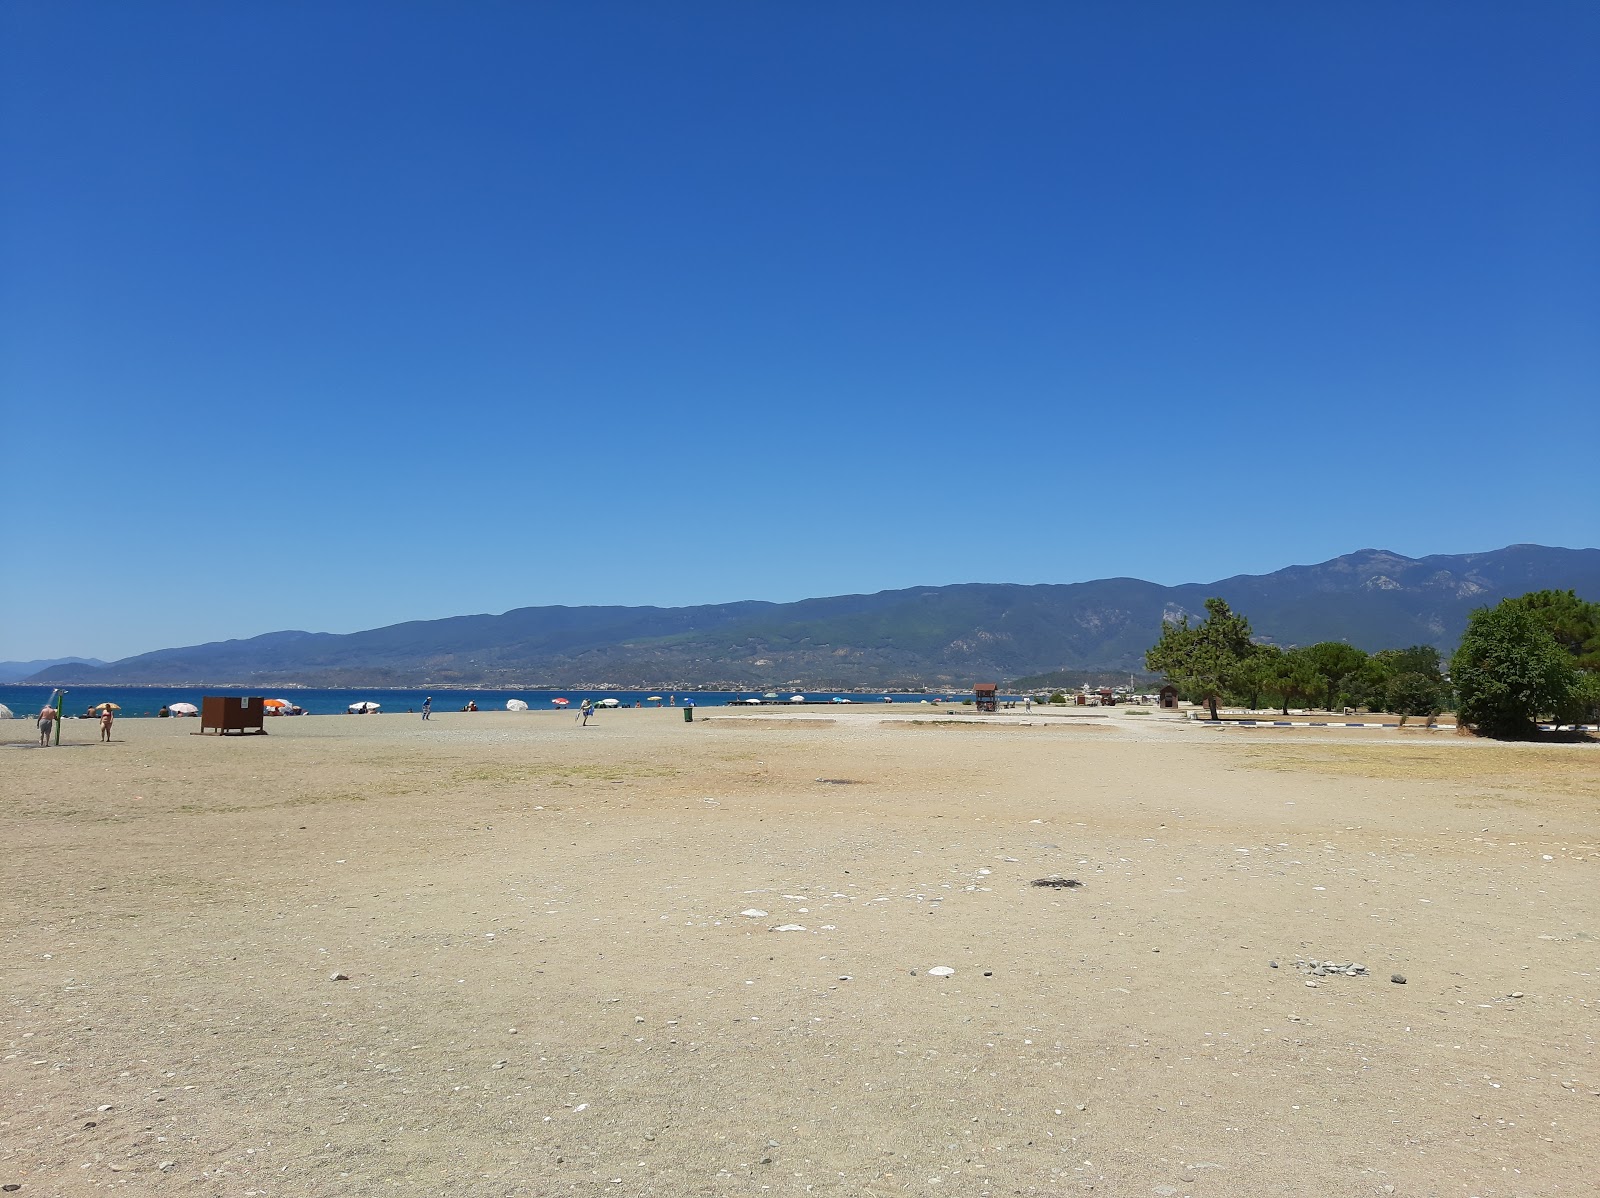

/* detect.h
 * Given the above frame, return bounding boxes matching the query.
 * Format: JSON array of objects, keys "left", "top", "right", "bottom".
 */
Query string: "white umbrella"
[
  {"left": 348, "top": 701, "right": 381, "bottom": 713},
  {"left": 763, "top": 692, "right": 779, "bottom": 699},
  {"left": 170, "top": 702, "right": 198, "bottom": 716},
  {"left": 0, "top": 703, "right": 12, "bottom": 719},
  {"left": 506, "top": 699, "right": 529, "bottom": 711},
  {"left": 597, "top": 698, "right": 621, "bottom": 708},
  {"left": 645, "top": 695, "right": 663, "bottom": 703},
  {"left": 788, "top": 695, "right": 806, "bottom": 703},
  {"left": 744, "top": 697, "right": 762, "bottom": 704}
]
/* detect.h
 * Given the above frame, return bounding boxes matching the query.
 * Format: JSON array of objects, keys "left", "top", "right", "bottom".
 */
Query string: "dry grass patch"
[{"left": 1231, "top": 741, "right": 1600, "bottom": 799}]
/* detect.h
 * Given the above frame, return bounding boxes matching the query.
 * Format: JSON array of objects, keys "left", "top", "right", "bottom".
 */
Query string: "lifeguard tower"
[{"left": 974, "top": 683, "right": 998, "bottom": 713}]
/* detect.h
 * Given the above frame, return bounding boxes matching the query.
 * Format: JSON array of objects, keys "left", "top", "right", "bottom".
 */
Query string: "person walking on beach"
[
  {"left": 421, "top": 695, "right": 432, "bottom": 721},
  {"left": 37, "top": 705, "right": 56, "bottom": 746},
  {"left": 99, "top": 706, "right": 114, "bottom": 742},
  {"left": 580, "top": 699, "right": 593, "bottom": 726}
]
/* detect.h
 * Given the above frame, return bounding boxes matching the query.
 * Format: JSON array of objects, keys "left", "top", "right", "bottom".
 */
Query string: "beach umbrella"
[
  {"left": 506, "top": 699, "right": 529, "bottom": 711},
  {"left": 262, "top": 698, "right": 292, "bottom": 709},
  {"left": 744, "top": 697, "right": 762, "bottom": 704},
  {"left": 0, "top": 703, "right": 12, "bottom": 719},
  {"left": 645, "top": 695, "right": 663, "bottom": 703},
  {"left": 347, "top": 701, "right": 381, "bottom": 713},
  {"left": 92, "top": 702, "right": 121, "bottom": 712},
  {"left": 789, "top": 695, "right": 806, "bottom": 702},
  {"left": 597, "top": 698, "right": 621, "bottom": 708},
  {"left": 552, "top": 697, "right": 570, "bottom": 707},
  {"left": 169, "top": 702, "right": 198, "bottom": 716}
]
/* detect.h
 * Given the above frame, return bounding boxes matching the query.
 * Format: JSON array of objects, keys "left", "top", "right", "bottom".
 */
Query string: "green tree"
[
  {"left": 1503, "top": 590, "right": 1600, "bottom": 672},
  {"left": 1231, "top": 646, "right": 1281, "bottom": 711},
  {"left": 1269, "top": 648, "right": 1323, "bottom": 716},
  {"left": 1300, "top": 642, "right": 1369, "bottom": 710},
  {"left": 1357, "top": 645, "right": 1445, "bottom": 712},
  {"left": 1451, "top": 602, "right": 1578, "bottom": 738},
  {"left": 1553, "top": 671, "right": 1600, "bottom": 727},
  {"left": 1385, "top": 671, "right": 1445, "bottom": 724},
  {"left": 1145, "top": 598, "right": 1256, "bottom": 721}
]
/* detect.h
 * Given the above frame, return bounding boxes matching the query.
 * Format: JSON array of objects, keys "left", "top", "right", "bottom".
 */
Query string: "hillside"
[{"left": 28, "top": 545, "right": 1600, "bottom": 688}]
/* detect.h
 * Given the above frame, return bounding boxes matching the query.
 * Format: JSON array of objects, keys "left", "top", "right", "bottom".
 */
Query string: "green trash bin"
[{"left": 683, "top": 707, "right": 693, "bottom": 722}]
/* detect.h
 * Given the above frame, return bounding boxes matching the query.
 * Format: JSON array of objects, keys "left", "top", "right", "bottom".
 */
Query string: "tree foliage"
[
  {"left": 1502, "top": 590, "right": 1600, "bottom": 673},
  {"left": 1270, "top": 648, "right": 1324, "bottom": 715},
  {"left": 1299, "top": 641, "right": 1369, "bottom": 709},
  {"left": 1144, "top": 598, "right": 1256, "bottom": 720},
  {"left": 1231, "top": 646, "right": 1280, "bottom": 710},
  {"left": 1386, "top": 672, "right": 1445, "bottom": 721},
  {"left": 1451, "top": 602, "right": 1578, "bottom": 738}
]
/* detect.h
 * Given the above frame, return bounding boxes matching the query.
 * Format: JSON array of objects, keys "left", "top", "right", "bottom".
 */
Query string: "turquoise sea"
[{"left": 0, "top": 684, "right": 1003, "bottom": 719}]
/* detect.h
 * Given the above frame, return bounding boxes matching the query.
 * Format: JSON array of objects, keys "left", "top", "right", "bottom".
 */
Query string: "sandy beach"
[{"left": 2, "top": 708, "right": 1596, "bottom": 1196}]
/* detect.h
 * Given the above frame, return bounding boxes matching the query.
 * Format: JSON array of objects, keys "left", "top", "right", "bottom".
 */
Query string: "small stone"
[
  {"left": 983, "top": 971, "right": 993, "bottom": 977},
  {"left": 740, "top": 909, "right": 768, "bottom": 918},
  {"left": 97, "top": 1105, "right": 112, "bottom": 1112},
  {"left": 928, "top": 966, "right": 956, "bottom": 977},
  {"left": 1510, "top": 991, "right": 1524, "bottom": 999},
  {"left": 330, "top": 972, "right": 350, "bottom": 982},
  {"left": 158, "top": 1161, "right": 174, "bottom": 1171},
  {"left": 83, "top": 1121, "right": 97, "bottom": 1129},
  {"left": 1391, "top": 974, "right": 1407, "bottom": 985},
  {"left": 1269, "top": 960, "right": 1278, "bottom": 969},
  {"left": 759, "top": 1156, "right": 773, "bottom": 1165},
  {"left": 1305, "top": 980, "right": 1318, "bottom": 988},
  {"left": 772, "top": 924, "right": 806, "bottom": 932}
]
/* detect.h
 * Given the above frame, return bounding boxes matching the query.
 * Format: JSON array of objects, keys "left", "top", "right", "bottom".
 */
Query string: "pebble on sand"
[{"left": 928, "top": 966, "right": 956, "bottom": 977}]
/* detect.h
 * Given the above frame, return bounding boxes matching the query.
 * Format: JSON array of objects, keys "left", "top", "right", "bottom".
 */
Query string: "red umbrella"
[{"left": 552, "top": 697, "right": 570, "bottom": 707}]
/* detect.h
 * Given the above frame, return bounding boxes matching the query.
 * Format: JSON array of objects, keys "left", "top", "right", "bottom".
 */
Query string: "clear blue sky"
[{"left": 3, "top": 1, "right": 1596, "bottom": 663}]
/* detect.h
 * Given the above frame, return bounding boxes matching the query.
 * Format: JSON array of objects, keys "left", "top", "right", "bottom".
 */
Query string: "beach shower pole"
[{"left": 56, "top": 689, "right": 67, "bottom": 745}]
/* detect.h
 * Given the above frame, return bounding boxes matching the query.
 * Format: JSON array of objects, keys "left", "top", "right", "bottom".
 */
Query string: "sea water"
[{"left": 0, "top": 684, "right": 995, "bottom": 719}]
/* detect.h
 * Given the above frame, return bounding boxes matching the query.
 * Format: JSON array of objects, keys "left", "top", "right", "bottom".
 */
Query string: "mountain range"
[
  {"left": 26, "top": 545, "right": 1600, "bottom": 689},
  {"left": 0, "top": 657, "right": 106, "bottom": 684}
]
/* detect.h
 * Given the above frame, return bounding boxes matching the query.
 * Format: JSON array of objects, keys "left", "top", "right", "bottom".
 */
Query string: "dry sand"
[{"left": 2, "top": 708, "right": 1596, "bottom": 1196}]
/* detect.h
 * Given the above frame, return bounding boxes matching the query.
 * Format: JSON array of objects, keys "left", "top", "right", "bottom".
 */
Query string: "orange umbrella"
[{"left": 262, "top": 699, "right": 292, "bottom": 709}]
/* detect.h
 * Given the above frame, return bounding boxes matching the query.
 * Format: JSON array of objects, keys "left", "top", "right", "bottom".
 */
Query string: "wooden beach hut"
[
  {"left": 1158, "top": 684, "right": 1180, "bottom": 709},
  {"left": 199, "top": 695, "right": 268, "bottom": 735},
  {"left": 974, "top": 683, "right": 998, "bottom": 713}
]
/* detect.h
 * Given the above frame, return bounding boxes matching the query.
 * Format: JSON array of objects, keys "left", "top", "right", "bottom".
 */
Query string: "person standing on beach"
[
  {"left": 421, "top": 695, "right": 432, "bottom": 721},
  {"left": 38, "top": 705, "right": 56, "bottom": 746},
  {"left": 100, "top": 706, "right": 114, "bottom": 742},
  {"left": 580, "top": 699, "right": 593, "bottom": 726}
]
